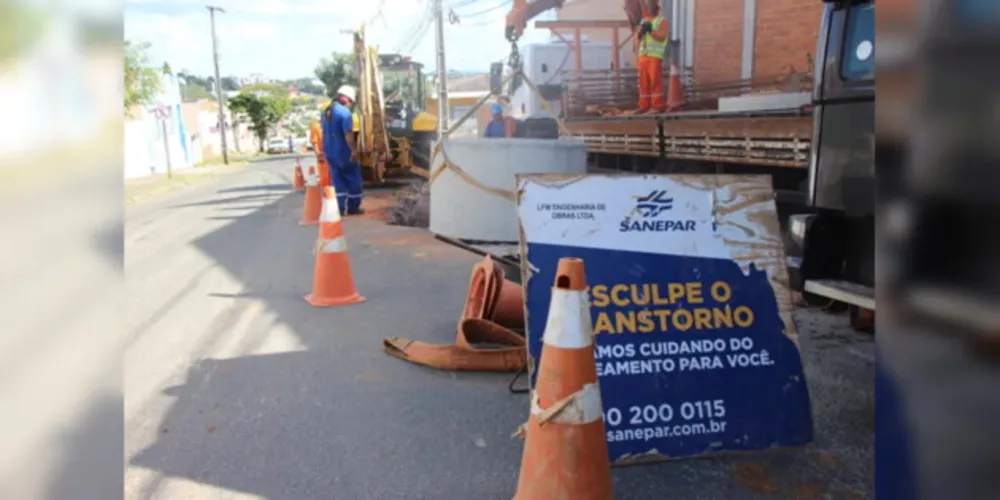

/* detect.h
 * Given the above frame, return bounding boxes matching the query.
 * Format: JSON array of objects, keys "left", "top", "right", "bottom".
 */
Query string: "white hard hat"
[{"left": 336, "top": 85, "right": 357, "bottom": 102}]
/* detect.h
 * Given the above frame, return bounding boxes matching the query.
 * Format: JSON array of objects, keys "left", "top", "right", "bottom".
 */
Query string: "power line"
[
  {"left": 395, "top": 1, "right": 434, "bottom": 53},
  {"left": 447, "top": 0, "right": 483, "bottom": 9},
  {"left": 454, "top": 0, "right": 511, "bottom": 19},
  {"left": 396, "top": 2, "right": 435, "bottom": 54}
]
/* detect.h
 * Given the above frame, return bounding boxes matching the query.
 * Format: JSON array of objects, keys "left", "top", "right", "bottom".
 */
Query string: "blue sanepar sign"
[{"left": 516, "top": 174, "right": 813, "bottom": 464}]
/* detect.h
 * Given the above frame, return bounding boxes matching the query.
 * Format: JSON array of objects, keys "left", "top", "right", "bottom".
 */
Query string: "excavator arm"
[{"left": 505, "top": 0, "right": 565, "bottom": 42}]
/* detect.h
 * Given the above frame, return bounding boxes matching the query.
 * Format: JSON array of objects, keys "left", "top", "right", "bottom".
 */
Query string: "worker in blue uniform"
[
  {"left": 322, "top": 85, "right": 364, "bottom": 215},
  {"left": 483, "top": 103, "right": 510, "bottom": 138}
]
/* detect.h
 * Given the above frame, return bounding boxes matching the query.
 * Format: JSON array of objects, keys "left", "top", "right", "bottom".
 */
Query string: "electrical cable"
[
  {"left": 454, "top": 0, "right": 511, "bottom": 19},
  {"left": 394, "top": 1, "right": 434, "bottom": 54}
]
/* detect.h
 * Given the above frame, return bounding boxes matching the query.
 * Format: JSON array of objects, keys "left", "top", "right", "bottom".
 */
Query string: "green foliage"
[
  {"left": 282, "top": 77, "right": 326, "bottom": 96},
  {"left": 239, "top": 82, "right": 288, "bottom": 96},
  {"left": 220, "top": 76, "right": 240, "bottom": 91},
  {"left": 228, "top": 92, "right": 292, "bottom": 151},
  {"left": 181, "top": 84, "right": 214, "bottom": 102},
  {"left": 124, "top": 40, "right": 162, "bottom": 111},
  {"left": 314, "top": 53, "right": 358, "bottom": 99},
  {"left": 178, "top": 72, "right": 216, "bottom": 92},
  {"left": 287, "top": 122, "right": 308, "bottom": 137}
]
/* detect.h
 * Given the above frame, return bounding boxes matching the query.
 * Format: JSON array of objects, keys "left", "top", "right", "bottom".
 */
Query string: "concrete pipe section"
[{"left": 429, "top": 138, "right": 587, "bottom": 243}]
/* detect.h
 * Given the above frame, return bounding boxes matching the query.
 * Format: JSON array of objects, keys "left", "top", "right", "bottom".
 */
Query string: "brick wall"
[
  {"left": 692, "top": 0, "right": 823, "bottom": 85},
  {"left": 693, "top": 0, "right": 744, "bottom": 84},
  {"left": 752, "top": 0, "right": 824, "bottom": 78}
]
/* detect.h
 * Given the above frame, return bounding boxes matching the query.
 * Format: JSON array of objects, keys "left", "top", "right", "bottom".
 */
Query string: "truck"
[
  {"left": 498, "top": 0, "right": 875, "bottom": 325},
  {"left": 349, "top": 27, "right": 438, "bottom": 183},
  {"left": 788, "top": 0, "right": 874, "bottom": 324}
]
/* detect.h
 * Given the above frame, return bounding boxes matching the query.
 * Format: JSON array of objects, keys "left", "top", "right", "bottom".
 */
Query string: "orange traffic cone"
[
  {"left": 293, "top": 157, "right": 306, "bottom": 190},
  {"left": 299, "top": 171, "right": 322, "bottom": 226},
  {"left": 492, "top": 279, "right": 525, "bottom": 330},
  {"left": 665, "top": 59, "right": 685, "bottom": 111},
  {"left": 317, "top": 157, "right": 331, "bottom": 188},
  {"left": 513, "top": 257, "right": 612, "bottom": 500},
  {"left": 304, "top": 186, "right": 365, "bottom": 307}
]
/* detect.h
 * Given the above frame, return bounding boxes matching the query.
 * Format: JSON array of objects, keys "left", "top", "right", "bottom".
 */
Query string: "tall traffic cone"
[
  {"left": 317, "top": 157, "right": 331, "bottom": 188},
  {"left": 304, "top": 187, "right": 365, "bottom": 307},
  {"left": 665, "top": 59, "right": 685, "bottom": 111},
  {"left": 299, "top": 171, "right": 322, "bottom": 226},
  {"left": 293, "top": 157, "right": 305, "bottom": 190},
  {"left": 513, "top": 257, "right": 612, "bottom": 500}
]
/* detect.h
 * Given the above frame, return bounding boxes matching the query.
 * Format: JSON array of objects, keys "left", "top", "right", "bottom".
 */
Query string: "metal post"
[
  {"left": 160, "top": 116, "right": 173, "bottom": 179},
  {"left": 433, "top": 0, "right": 449, "bottom": 134},
  {"left": 208, "top": 6, "right": 229, "bottom": 165}
]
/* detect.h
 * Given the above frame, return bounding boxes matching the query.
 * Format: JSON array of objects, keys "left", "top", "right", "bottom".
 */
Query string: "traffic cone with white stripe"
[
  {"left": 513, "top": 257, "right": 613, "bottom": 500},
  {"left": 299, "top": 170, "right": 322, "bottom": 226},
  {"left": 665, "top": 59, "right": 685, "bottom": 111},
  {"left": 293, "top": 158, "right": 305, "bottom": 190},
  {"left": 304, "top": 186, "right": 366, "bottom": 307}
]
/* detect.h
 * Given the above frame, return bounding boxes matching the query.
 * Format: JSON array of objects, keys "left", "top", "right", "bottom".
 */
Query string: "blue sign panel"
[{"left": 517, "top": 174, "right": 813, "bottom": 463}]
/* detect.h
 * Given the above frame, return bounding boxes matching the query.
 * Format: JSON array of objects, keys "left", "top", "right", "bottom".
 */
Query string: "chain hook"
[{"left": 508, "top": 41, "right": 521, "bottom": 73}]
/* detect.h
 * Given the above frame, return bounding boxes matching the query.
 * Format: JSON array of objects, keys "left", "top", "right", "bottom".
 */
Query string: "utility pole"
[
  {"left": 207, "top": 5, "right": 229, "bottom": 165},
  {"left": 433, "top": 0, "right": 449, "bottom": 135}
]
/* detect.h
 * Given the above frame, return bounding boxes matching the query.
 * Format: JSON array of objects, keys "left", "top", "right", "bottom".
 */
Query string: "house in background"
[
  {"left": 425, "top": 73, "right": 492, "bottom": 136},
  {"left": 124, "top": 69, "right": 193, "bottom": 179},
  {"left": 180, "top": 98, "right": 254, "bottom": 162}
]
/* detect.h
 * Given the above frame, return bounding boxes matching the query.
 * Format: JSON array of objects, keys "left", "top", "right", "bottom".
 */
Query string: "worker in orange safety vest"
[
  {"left": 311, "top": 105, "right": 332, "bottom": 187},
  {"left": 636, "top": 0, "right": 669, "bottom": 113},
  {"left": 309, "top": 119, "right": 323, "bottom": 155}
]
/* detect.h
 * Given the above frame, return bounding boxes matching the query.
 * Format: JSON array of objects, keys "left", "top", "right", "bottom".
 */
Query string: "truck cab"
[
  {"left": 788, "top": 0, "right": 876, "bottom": 313},
  {"left": 377, "top": 54, "right": 438, "bottom": 170}
]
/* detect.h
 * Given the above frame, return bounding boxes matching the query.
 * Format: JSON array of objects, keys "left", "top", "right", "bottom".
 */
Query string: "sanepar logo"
[{"left": 619, "top": 190, "right": 697, "bottom": 233}]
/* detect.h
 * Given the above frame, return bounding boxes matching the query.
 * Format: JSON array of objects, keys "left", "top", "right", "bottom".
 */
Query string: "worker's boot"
[{"left": 347, "top": 208, "right": 366, "bottom": 216}]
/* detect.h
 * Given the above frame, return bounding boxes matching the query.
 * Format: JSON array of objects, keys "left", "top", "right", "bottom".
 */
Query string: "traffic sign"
[
  {"left": 516, "top": 173, "right": 814, "bottom": 464},
  {"left": 152, "top": 105, "right": 171, "bottom": 120}
]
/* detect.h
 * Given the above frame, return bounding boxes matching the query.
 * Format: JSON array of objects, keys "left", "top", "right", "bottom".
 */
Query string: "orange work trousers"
[{"left": 638, "top": 55, "right": 665, "bottom": 111}]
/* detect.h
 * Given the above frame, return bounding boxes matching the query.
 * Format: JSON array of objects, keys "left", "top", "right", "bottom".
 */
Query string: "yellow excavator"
[{"left": 350, "top": 26, "right": 438, "bottom": 183}]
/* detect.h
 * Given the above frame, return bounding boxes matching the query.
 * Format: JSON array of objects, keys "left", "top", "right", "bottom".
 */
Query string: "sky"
[{"left": 123, "top": 0, "right": 556, "bottom": 80}]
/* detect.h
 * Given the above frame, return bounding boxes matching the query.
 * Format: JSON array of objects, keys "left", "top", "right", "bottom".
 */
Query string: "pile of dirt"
[{"left": 390, "top": 181, "right": 430, "bottom": 228}]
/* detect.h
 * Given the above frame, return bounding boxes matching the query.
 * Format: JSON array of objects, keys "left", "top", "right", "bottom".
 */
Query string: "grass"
[
  {"left": 195, "top": 150, "right": 267, "bottom": 167},
  {"left": 124, "top": 170, "right": 219, "bottom": 205},
  {"left": 125, "top": 158, "right": 262, "bottom": 205}
]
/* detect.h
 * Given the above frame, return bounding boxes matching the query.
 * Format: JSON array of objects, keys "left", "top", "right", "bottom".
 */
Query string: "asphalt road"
[{"left": 123, "top": 159, "right": 875, "bottom": 499}]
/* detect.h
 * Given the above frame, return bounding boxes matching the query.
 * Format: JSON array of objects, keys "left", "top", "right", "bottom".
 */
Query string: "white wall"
[{"left": 124, "top": 71, "right": 194, "bottom": 179}]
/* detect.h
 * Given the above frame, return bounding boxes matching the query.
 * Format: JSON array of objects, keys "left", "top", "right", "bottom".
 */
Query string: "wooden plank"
[
  {"left": 662, "top": 116, "right": 812, "bottom": 140},
  {"left": 565, "top": 118, "right": 657, "bottom": 135}
]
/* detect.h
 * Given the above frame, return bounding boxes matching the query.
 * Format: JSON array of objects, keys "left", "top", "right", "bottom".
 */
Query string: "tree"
[
  {"left": 239, "top": 82, "right": 288, "bottom": 96},
  {"left": 287, "top": 122, "right": 308, "bottom": 137},
  {"left": 124, "top": 40, "right": 162, "bottom": 111},
  {"left": 315, "top": 53, "right": 358, "bottom": 99},
  {"left": 181, "top": 84, "right": 214, "bottom": 102},
  {"left": 283, "top": 77, "right": 326, "bottom": 96},
  {"left": 228, "top": 92, "right": 292, "bottom": 151},
  {"left": 220, "top": 76, "right": 240, "bottom": 91}
]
